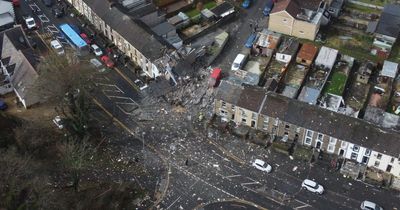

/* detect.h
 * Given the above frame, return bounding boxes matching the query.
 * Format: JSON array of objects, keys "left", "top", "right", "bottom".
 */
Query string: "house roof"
[
  {"left": 262, "top": 93, "right": 400, "bottom": 157},
  {"left": 296, "top": 43, "right": 318, "bottom": 62},
  {"left": 214, "top": 80, "right": 243, "bottom": 105},
  {"left": 277, "top": 38, "right": 300, "bottom": 56},
  {"left": 151, "top": 22, "right": 175, "bottom": 36},
  {"left": 236, "top": 85, "right": 267, "bottom": 113},
  {"left": 375, "top": 4, "right": 400, "bottom": 38},
  {"left": 364, "top": 106, "right": 400, "bottom": 130},
  {"left": 380, "top": 60, "right": 398, "bottom": 78},
  {"left": 271, "top": 0, "right": 301, "bottom": 18},
  {"left": 314, "top": 46, "right": 338, "bottom": 69},
  {"left": 211, "top": 1, "right": 235, "bottom": 17},
  {"left": 83, "top": 0, "right": 167, "bottom": 61}
]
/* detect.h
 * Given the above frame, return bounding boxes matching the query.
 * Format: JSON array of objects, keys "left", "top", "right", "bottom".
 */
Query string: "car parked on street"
[
  {"left": 91, "top": 44, "right": 103, "bottom": 56},
  {"left": 134, "top": 79, "right": 148, "bottom": 90},
  {"left": 263, "top": 0, "right": 274, "bottom": 16},
  {"left": 242, "top": 0, "right": 251, "bottom": 8},
  {"left": 301, "top": 179, "right": 324, "bottom": 194},
  {"left": 80, "top": 33, "right": 91, "bottom": 44},
  {"left": 245, "top": 33, "right": 257, "bottom": 48},
  {"left": 52, "top": 7, "right": 64, "bottom": 18},
  {"left": 252, "top": 159, "right": 272, "bottom": 173},
  {"left": 101, "top": 55, "right": 114, "bottom": 68},
  {"left": 50, "top": 39, "right": 65, "bottom": 55},
  {"left": 53, "top": 116, "right": 64, "bottom": 129},
  {"left": 360, "top": 201, "right": 383, "bottom": 210},
  {"left": 0, "top": 99, "right": 8, "bottom": 111},
  {"left": 231, "top": 53, "right": 248, "bottom": 71},
  {"left": 42, "top": 0, "right": 53, "bottom": 7},
  {"left": 23, "top": 16, "right": 37, "bottom": 30}
]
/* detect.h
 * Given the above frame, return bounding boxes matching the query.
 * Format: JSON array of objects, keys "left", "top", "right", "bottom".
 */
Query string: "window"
[
  {"left": 351, "top": 153, "right": 358, "bottom": 160},
  {"left": 274, "top": 118, "right": 279, "bottom": 126},
  {"left": 283, "top": 19, "right": 287, "bottom": 23},
  {"left": 374, "top": 161, "right": 380, "bottom": 167},
  {"left": 299, "top": 30, "right": 304, "bottom": 34},
  {"left": 386, "top": 165, "right": 392, "bottom": 172},
  {"left": 329, "top": 137, "right": 337, "bottom": 144},
  {"left": 231, "top": 105, "right": 235, "bottom": 111},
  {"left": 220, "top": 109, "right": 227, "bottom": 116},
  {"left": 242, "top": 118, "right": 247, "bottom": 123},
  {"left": 377, "top": 153, "right": 382, "bottom": 160},
  {"left": 390, "top": 157, "right": 395, "bottom": 163},
  {"left": 353, "top": 145, "right": 360, "bottom": 152},
  {"left": 251, "top": 113, "right": 257, "bottom": 120},
  {"left": 240, "top": 108, "right": 246, "bottom": 116},
  {"left": 221, "top": 101, "right": 226, "bottom": 108},
  {"left": 304, "top": 130, "right": 313, "bottom": 145},
  {"left": 341, "top": 141, "right": 348, "bottom": 148},
  {"left": 327, "top": 144, "right": 335, "bottom": 153},
  {"left": 296, "top": 127, "right": 301, "bottom": 133},
  {"left": 317, "top": 133, "right": 324, "bottom": 141},
  {"left": 365, "top": 149, "right": 371, "bottom": 156},
  {"left": 285, "top": 124, "right": 290, "bottom": 129}
]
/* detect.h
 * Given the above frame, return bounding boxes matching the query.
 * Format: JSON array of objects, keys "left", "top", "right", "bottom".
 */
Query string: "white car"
[
  {"left": 91, "top": 44, "right": 103, "bottom": 56},
  {"left": 23, "top": 16, "right": 37, "bottom": 30},
  {"left": 53, "top": 116, "right": 64, "bottom": 129},
  {"left": 134, "top": 79, "right": 148, "bottom": 91},
  {"left": 301, "top": 179, "right": 324, "bottom": 194},
  {"left": 50, "top": 40, "right": 64, "bottom": 55},
  {"left": 360, "top": 201, "right": 383, "bottom": 210},
  {"left": 231, "top": 53, "right": 247, "bottom": 71},
  {"left": 252, "top": 159, "right": 272, "bottom": 173}
]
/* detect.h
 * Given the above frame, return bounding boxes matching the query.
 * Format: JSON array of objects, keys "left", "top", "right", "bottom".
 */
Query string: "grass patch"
[
  {"left": 271, "top": 142, "right": 290, "bottom": 154},
  {"left": 388, "top": 40, "right": 400, "bottom": 63},
  {"left": 186, "top": 9, "right": 200, "bottom": 18},
  {"left": 324, "top": 72, "right": 348, "bottom": 95},
  {"left": 344, "top": 2, "right": 382, "bottom": 13},
  {"left": 293, "top": 146, "right": 313, "bottom": 161},
  {"left": 204, "top": 1, "right": 217, "bottom": 9},
  {"left": 356, "top": 0, "right": 391, "bottom": 7}
]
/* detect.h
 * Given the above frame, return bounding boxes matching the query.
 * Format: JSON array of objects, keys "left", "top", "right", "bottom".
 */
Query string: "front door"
[{"left": 316, "top": 141, "right": 322, "bottom": 149}]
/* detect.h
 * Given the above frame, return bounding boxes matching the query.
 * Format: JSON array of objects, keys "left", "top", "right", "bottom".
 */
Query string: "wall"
[
  {"left": 292, "top": 20, "right": 318, "bottom": 41},
  {"left": 268, "top": 12, "right": 294, "bottom": 36},
  {"left": 368, "top": 151, "right": 400, "bottom": 177}
]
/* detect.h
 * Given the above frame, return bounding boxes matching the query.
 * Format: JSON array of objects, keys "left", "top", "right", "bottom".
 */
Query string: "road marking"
[
  {"left": 241, "top": 182, "right": 260, "bottom": 186},
  {"left": 107, "top": 95, "right": 137, "bottom": 103},
  {"left": 224, "top": 174, "right": 241, "bottom": 179},
  {"left": 113, "top": 66, "right": 140, "bottom": 91},
  {"left": 29, "top": 3, "right": 41, "bottom": 12},
  {"left": 46, "top": 25, "right": 59, "bottom": 34},
  {"left": 38, "top": 14, "right": 50, "bottom": 23},
  {"left": 294, "top": 204, "right": 311, "bottom": 209},
  {"left": 224, "top": 165, "right": 239, "bottom": 173},
  {"left": 166, "top": 195, "right": 182, "bottom": 210}
]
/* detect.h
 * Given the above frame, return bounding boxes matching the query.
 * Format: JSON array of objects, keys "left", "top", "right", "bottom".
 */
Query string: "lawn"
[
  {"left": 356, "top": 0, "right": 392, "bottom": 7},
  {"left": 344, "top": 2, "right": 381, "bottom": 13},
  {"left": 324, "top": 72, "right": 348, "bottom": 95}
]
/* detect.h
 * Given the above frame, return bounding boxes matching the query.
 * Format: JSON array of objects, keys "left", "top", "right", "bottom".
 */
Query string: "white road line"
[
  {"left": 107, "top": 96, "right": 136, "bottom": 103},
  {"left": 46, "top": 25, "right": 59, "bottom": 34},
  {"left": 116, "top": 105, "right": 137, "bottom": 116},
  {"left": 294, "top": 204, "right": 311, "bottom": 209},
  {"left": 224, "top": 165, "right": 239, "bottom": 173},
  {"left": 245, "top": 177, "right": 258, "bottom": 183},
  {"left": 38, "top": 14, "right": 50, "bottom": 23},
  {"left": 241, "top": 182, "right": 260, "bottom": 186},
  {"left": 224, "top": 174, "right": 241, "bottom": 179},
  {"left": 96, "top": 83, "right": 125, "bottom": 93},
  {"left": 29, "top": 3, "right": 41, "bottom": 12},
  {"left": 166, "top": 195, "right": 182, "bottom": 210}
]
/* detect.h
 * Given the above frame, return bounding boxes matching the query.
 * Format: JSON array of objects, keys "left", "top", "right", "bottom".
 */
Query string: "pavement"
[{"left": 13, "top": 0, "right": 400, "bottom": 209}]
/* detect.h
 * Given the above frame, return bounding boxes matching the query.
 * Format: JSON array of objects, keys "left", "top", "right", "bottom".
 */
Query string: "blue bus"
[{"left": 59, "top": 23, "right": 89, "bottom": 56}]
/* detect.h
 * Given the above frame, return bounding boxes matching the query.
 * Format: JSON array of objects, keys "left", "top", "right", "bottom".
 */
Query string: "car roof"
[
  {"left": 362, "top": 201, "right": 377, "bottom": 208},
  {"left": 50, "top": 40, "right": 61, "bottom": 47},
  {"left": 303, "top": 179, "right": 317, "bottom": 187},
  {"left": 254, "top": 159, "right": 265, "bottom": 164},
  {"left": 234, "top": 54, "right": 246, "bottom": 62}
]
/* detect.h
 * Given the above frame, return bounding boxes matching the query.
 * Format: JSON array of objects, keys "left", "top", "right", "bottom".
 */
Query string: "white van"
[
  {"left": 50, "top": 40, "right": 64, "bottom": 55},
  {"left": 231, "top": 53, "right": 248, "bottom": 71}
]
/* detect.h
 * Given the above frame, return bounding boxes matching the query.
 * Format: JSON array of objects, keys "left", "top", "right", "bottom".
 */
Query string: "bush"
[
  {"left": 293, "top": 146, "right": 313, "bottom": 161},
  {"left": 272, "top": 142, "right": 290, "bottom": 154}
]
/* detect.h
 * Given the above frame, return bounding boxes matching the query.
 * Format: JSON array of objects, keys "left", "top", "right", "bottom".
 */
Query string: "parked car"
[
  {"left": 91, "top": 44, "right": 103, "bottom": 56},
  {"left": 360, "top": 201, "right": 383, "bottom": 210},
  {"left": 252, "top": 159, "right": 272, "bottom": 173},
  {"left": 100, "top": 55, "right": 114, "bottom": 68},
  {"left": 50, "top": 39, "right": 64, "bottom": 55},
  {"left": 301, "top": 179, "right": 324, "bottom": 194},
  {"left": 53, "top": 116, "right": 64, "bottom": 129},
  {"left": 23, "top": 16, "right": 37, "bottom": 30},
  {"left": 0, "top": 99, "right": 8, "bottom": 111},
  {"left": 231, "top": 53, "right": 248, "bottom": 71},
  {"left": 208, "top": 67, "right": 222, "bottom": 87},
  {"left": 245, "top": 33, "right": 257, "bottom": 48},
  {"left": 42, "top": 0, "right": 53, "bottom": 7},
  {"left": 263, "top": 0, "right": 274, "bottom": 16},
  {"left": 52, "top": 7, "right": 64, "bottom": 18},
  {"left": 80, "top": 33, "right": 91, "bottom": 44},
  {"left": 11, "top": 0, "right": 20, "bottom": 7},
  {"left": 134, "top": 79, "right": 148, "bottom": 90},
  {"left": 90, "top": 58, "right": 107, "bottom": 73},
  {"left": 242, "top": 0, "right": 251, "bottom": 8}
]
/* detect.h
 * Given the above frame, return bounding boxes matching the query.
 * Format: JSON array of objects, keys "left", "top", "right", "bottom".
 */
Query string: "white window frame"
[
  {"left": 341, "top": 141, "right": 348, "bottom": 148},
  {"left": 317, "top": 133, "right": 324, "bottom": 141},
  {"left": 327, "top": 144, "right": 335, "bottom": 153},
  {"left": 304, "top": 129, "right": 313, "bottom": 145},
  {"left": 329, "top": 137, "right": 337, "bottom": 144}
]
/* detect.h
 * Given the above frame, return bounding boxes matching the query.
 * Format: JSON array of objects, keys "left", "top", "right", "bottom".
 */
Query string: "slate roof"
[
  {"left": 83, "top": 0, "right": 166, "bottom": 60},
  {"left": 214, "top": 80, "right": 243, "bottom": 105},
  {"left": 151, "top": 22, "right": 175, "bottom": 36},
  {"left": 262, "top": 93, "right": 400, "bottom": 157},
  {"left": 236, "top": 85, "right": 267, "bottom": 113},
  {"left": 375, "top": 4, "right": 400, "bottom": 38},
  {"left": 271, "top": 0, "right": 301, "bottom": 18}
]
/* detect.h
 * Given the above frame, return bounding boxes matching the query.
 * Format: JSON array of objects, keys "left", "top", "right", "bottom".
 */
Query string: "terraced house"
[
  {"left": 66, "top": 0, "right": 168, "bottom": 78},
  {"left": 214, "top": 80, "right": 400, "bottom": 178}
]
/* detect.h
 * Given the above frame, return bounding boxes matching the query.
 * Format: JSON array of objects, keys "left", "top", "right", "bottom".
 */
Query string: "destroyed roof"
[
  {"left": 375, "top": 4, "right": 400, "bottom": 37},
  {"left": 296, "top": 43, "right": 318, "bottom": 62},
  {"left": 215, "top": 80, "right": 244, "bottom": 105},
  {"left": 151, "top": 22, "right": 175, "bottom": 36},
  {"left": 237, "top": 85, "right": 267, "bottom": 113},
  {"left": 380, "top": 60, "right": 399, "bottom": 78},
  {"left": 261, "top": 93, "right": 400, "bottom": 157},
  {"left": 210, "top": 1, "right": 235, "bottom": 17},
  {"left": 83, "top": 0, "right": 166, "bottom": 60},
  {"left": 271, "top": 0, "right": 301, "bottom": 18},
  {"left": 277, "top": 38, "right": 300, "bottom": 55}
]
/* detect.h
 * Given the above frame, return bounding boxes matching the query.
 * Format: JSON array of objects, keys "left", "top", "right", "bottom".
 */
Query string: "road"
[{"left": 15, "top": 0, "right": 400, "bottom": 209}]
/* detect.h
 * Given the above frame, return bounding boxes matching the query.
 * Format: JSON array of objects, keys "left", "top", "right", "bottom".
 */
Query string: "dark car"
[
  {"left": 42, "top": 0, "right": 53, "bottom": 7},
  {"left": 52, "top": 7, "right": 64, "bottom": 18},
  {"left": 0, "top": 99, "right": 8, "bottom": 111}
]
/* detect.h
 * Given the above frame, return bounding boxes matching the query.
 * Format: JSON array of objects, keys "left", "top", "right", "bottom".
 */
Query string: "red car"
[
  {"left": 80, "top": 33, "right": 91, "bottom": 44},
  {"left": 101, "top": 55, "right": 114, "bottom": 68},
  {"left": 12, "top": 0, "right": 20, "bottom": 6}
]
